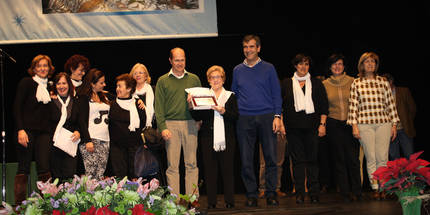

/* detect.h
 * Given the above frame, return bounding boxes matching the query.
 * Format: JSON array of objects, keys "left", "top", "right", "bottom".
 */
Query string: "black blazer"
[
  {"left": 281, "top": 77, "right": 329, "bottom": 129},
  {"left": 190, "top": 94, "right": 239, "bottom": 150},
  {"left": 13, "top": 77, "right": 50, "bottom": 132},
  {"left": 108, "top": 97, "right": 146, "bottom": 146}
]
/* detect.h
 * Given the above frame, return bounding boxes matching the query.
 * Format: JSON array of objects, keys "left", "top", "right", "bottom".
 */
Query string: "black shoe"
[
  {"left": 311, "top": 196, "right": 320, "bottom": 203},
  {"left": 296, "top": 195, "right": 304, "bottom": 204},
  {"left": 207, "top": 204, "right": 216, "bottom": 209},
  {"left": 352, "top": 194, "right": 363, "bottom": 202},
  {"left": 342, "top": 194, "right": 352, "bottom": 203},
  {"left": 245, "top": 197, "right": 258, "bottom": 207},
  {"left": 225, "top": 203, "right": 235, "bottom": 208},
  {"left": 266, "top": 197, "right": 279, "bottom": 206}
]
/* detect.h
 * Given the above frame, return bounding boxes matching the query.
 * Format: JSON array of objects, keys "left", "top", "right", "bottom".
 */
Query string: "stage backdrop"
[{"left": 0, "top": 0, "right": 217, "bottom": 44}]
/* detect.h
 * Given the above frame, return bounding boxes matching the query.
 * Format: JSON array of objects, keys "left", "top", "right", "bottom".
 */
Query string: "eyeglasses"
[{"left": 209, "top": 75, "right": 222, "bottom": 80}]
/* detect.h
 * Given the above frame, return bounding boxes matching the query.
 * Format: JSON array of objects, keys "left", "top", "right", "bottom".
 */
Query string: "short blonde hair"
[
  {"left": 206, "top": 65, "right": 226, "bottom": 82},
  {"left": 129, "top": 63, "right": 151, "bottom": 84},
  {"left": 357, "top": 52, "right": 379, "bottom": 77}
]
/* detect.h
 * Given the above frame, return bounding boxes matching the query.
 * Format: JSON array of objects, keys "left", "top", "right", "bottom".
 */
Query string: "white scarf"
[
  {"left": 292, "top": 72, "right": 315, "bottom": 114},
  {"left": 71, "top": 79, "right": 82, "bottom": 87},
  {"left": 134, "top": 83, "right": 154, "bottom": 127},
  {"left": 32, "top": 75, "right": 51, "bottom": 104},
  {"left": 212, "top": 88, "right": 233, "bottom": 152},
  {"left": 53, "top": 95, "right": 70, "bottom": 143},
  {"left": 116, "top": 97, "right": 140, "bottom": 132}
]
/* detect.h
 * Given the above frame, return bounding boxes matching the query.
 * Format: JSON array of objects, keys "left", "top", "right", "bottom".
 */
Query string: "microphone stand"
[{"left": 0, "top": 48, "right": 16, "bottom": 203}]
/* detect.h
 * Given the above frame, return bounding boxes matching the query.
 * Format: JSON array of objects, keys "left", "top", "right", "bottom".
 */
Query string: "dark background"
[{"left": 1, "top": 0, "right": 428, "bottom": 189}]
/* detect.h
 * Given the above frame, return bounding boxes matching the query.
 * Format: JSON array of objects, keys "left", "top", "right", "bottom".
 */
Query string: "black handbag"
[
  {"left": 134, "top": 145, "right": 159, "bottom": 178},
  {"left": 141, "top": 127, "right": 164, "bottom": 148}
]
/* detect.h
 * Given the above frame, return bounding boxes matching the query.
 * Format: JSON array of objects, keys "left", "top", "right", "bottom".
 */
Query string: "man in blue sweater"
[{"left": 231, "top": 35, "right": 282, "bottom": 207}]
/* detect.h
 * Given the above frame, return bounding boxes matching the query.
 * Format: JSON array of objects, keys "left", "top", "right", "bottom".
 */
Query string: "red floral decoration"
[{"left": 373, "top": 151, "right": 430, "bottom": 193}]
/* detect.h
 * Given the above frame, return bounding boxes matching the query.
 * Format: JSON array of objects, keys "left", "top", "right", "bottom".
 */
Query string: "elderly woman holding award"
[{"left": 188, "top": 65, "right": 239, "bottom": 209}]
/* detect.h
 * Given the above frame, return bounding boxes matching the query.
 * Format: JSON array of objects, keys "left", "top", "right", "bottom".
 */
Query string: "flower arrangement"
[
  {"left": 373, "top": 151, "right": 430, "bottom": 215},
  {"left": 373, "top": 151, "right": 430, "bottom": 194},
  {"left": 12, "top": 175, "right": 197, "bottom": 215}
]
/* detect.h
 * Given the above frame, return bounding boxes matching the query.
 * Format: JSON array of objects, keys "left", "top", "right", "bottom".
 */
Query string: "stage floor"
[{"left": 196, "top": 192, "right": 406, "bottom": 215}]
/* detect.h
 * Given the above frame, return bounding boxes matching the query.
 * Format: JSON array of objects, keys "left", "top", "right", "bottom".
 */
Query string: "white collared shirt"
[
  {"left": 168, "top": 69, "right": 188, "bottom": 79},
  {"left": 243, "top": 57, "right": 262, "bottom": 68}
]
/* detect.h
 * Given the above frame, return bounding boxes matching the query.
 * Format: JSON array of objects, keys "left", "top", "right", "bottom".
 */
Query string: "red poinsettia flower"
[
  {"left": 131, "top": 204, "right": 154, "bottom": 215},
  {"left": 81, "top": 206, "right": 96, "bottom": 215},
  {"left": 52, "top": 210, "right": 66, "bottom": 215},
  {"left": 95, "top": 206, "right": 118, "bottom": 215},
  {"left": 373, "top": 151, "right": 430, "bottom": 193}
]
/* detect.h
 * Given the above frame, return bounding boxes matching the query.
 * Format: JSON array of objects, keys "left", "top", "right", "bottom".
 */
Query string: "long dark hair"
[
  {"left": 77, "top": 68, "right": 109, "bottom": 104},
  {"left": 52, "top": 72, "right": 74, "bottom": 97}
]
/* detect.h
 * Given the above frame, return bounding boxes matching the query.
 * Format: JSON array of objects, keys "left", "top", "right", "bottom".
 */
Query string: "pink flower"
[
  {"left": 149, "top": 179, "right": 159, "bottom": 192},
  {"left": 142, "top": 182, "right": 150, "bottom": 195},
  {"left": 37, "top": 179, "right": 63, "bottom": 196}
]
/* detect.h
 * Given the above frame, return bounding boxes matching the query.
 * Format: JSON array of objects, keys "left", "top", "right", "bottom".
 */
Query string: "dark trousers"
[
  {"left": 287, "top": 128, "right": 319, "bottom": 197},
  {"left": 326, "top": 118, "right": 361, "bottom": 196},
  {"left": 51, "top": 146, "right": 77, "bottom": 182},
  {"left": 201, "top": 133, "right": 235, "bottom": 205},
  {"left": 389, "top": 129, "right": 414, "bottom": 160},
  {"left": 17, "top": 130, "right": 51, "bottom": 174},
  {"left": 237, "top": 113, "right": 277, "bottom": 198},
  {"left": 110, "top": 142, "right": 140, "bottom": 179}
]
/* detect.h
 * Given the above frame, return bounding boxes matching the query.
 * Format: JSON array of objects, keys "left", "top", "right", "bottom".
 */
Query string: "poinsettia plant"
[
  {"left": 13, "top": 175, "right": 197, "bottom": 215},
  {"left": 373, "top": 151, "right": 430, "bottom": 194}
]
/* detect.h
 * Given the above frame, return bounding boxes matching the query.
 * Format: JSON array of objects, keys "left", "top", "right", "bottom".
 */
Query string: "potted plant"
[{"left": 373, "top": 151, "right": 430, "bottom": 215}]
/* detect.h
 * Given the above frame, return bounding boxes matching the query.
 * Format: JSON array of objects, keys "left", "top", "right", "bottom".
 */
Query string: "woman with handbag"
[
  {"left": 109, "top": 74, "right": 147, "bottom": 179},
  {"left": 129, "top": 63, "right": 166, "bottom": 184},
  {"left": 129, "top": 63, "right": 154, "bottom": 127},
  {"left": 189, "top": 65, "right": 239, "bottom": 209}
]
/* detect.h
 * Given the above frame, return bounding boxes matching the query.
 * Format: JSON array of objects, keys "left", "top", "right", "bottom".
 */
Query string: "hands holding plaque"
[{"left": 185, "top": 87, "right": 218, "bottom": 110}]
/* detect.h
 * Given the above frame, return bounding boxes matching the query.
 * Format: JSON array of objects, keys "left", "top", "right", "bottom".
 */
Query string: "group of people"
[{"left": 12, "top": 34, "right": 416, "bottom": 209}]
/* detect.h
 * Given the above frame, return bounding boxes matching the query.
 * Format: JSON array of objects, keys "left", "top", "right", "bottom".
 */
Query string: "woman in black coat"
[
  {"left": 48, "top": 72, "right": 81, "bottom": 183},
  {"left": 13, "top": 55, "right": 55, "bottom": 205},
  {"left": 189, "top": 65, "right": 238, "bottom": 209},
  {"left": 281, "top": 54, "right": 328, "bottom": 204},
  {"left": 109, "top": 74, "right": 146, "bottom": 179}
]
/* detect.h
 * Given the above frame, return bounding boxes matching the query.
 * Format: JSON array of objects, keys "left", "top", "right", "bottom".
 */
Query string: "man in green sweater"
[{"left": 155, "top": 47, "right": 201, "bottom": 199}]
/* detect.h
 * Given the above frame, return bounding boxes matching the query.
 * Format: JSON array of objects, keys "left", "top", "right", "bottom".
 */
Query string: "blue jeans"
[
  {"left": 237, "top": 113, "right": 277, "bottom": 198},
  {"left": 389, "top": 129, "right": 414, "bottom": 160}
]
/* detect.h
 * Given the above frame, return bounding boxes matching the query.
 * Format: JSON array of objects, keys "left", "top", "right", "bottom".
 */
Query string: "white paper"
[
  {"left": 53, "top": 127, "right": 80, "bottom": 157},
  {"left": 185, "top": 87, "right": 212, "bottom": 96}
]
